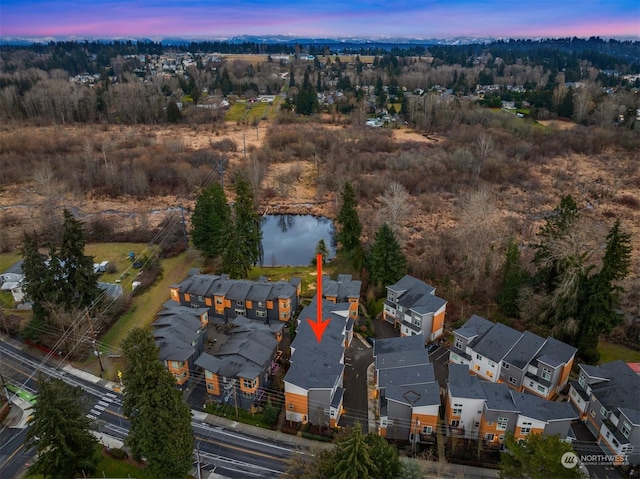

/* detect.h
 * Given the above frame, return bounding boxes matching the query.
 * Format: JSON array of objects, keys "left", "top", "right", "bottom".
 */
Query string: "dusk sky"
[{"left": 1, "top": 0, "right": 639, "bottom": 40}]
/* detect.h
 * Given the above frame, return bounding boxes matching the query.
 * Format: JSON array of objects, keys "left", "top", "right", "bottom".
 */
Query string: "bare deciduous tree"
[
  {"left": 475, "top": 134, "right": 494, "bottom": 178},
  {"left": 379, "top": 181, "right": 412, "bottom": 230}
]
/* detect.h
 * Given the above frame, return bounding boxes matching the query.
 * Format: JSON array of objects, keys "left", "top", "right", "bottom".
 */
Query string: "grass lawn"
[
  {"left": 27, "top": 447, "right": 155, "bottom": 479},
  {"left": 99, "top": 249, "right": 200, "bottom": 349},
  {"left": 246, "top": 101, "right": 269, "bottom": 121},
  {"left": 225, "top": 101, "right": 249, "bottom": 122},
  {"left": 598, "top": 341, "right": 640, "bottom": 364},
  {"left": 267, "top": 96, "right": 282, "bottom": 118},
  {"left": 85, "top": 242, "right": 151, "bottom": 293},
  {"left": 0, "top": 251, "right": 21, "bottom": 275}
]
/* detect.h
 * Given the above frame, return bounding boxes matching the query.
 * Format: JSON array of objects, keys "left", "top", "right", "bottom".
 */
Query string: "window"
[
  {"left": 499, "top": 435, "right": 505, "bottom": 441},
  {"left": 503, "top": 362, "right": 510, "bottom": 370},
  {"left": 474, "top": 364, "right": 481, "bottom": 372},
  {"left": 242, "top": 391, "right": 253, "bottom": 398},
  {"left": 621, "top": 422, "right": 631, "bottom": 438},
  {"left": 578, "top": 376, "right": 586, "bottom": 388},
  {"left": 216, "top": 298, "right": 223, "bottom": 305},
  {"left": 257, "top": 301, "right": 264, "bottom": 307},
  {"left": 590, "top": 409, "right": 596, "bottom": 418},
  {"left": 381, "top": 418, "right": 388, "bottom": 427},
  {"left": 488, "top": 421, "right": 494, "bottom": 426},
  {"left": 221, "top": 376, "right": 228, "bottom": 384},
  {"left": 521, "top": 422, "right": 532, "bottom": 435},
  {"left": 206, "top": 383, "right": 215, "bottom": 391},
  {"left": 256, "top": 310, "right": 267, "bottom": 318},
  {"left": 488, "top": 360, "right": 496, "bottom": 368},
  {"left": 422, "top": 426, "right": 433, "bottom": 434},
  {"left": 198, "top": 295, "right": 203, "bottom": 302},
  {"left": 191, "top": 303, "right": 199, "bottom": 309},
  {"left": 452, "top": 404, "right": 462, "bottom": 416},
  {"left": 243, "top": 378, "right": 257, "bottom": 389},
  {"left": 475, "top": 422, "right": 480, "bottom": 427},
  {"left": 485, "top": 433, "right": 495, "bottom": 441},
  {"left": 450, "top": 420, "right": 459, "bottom": 427},
  {"left": 621, "top": 445, "right": 634, "bottom": 454},
  {"left": 541, "top": 367, "right": 552, "bottom": 381},
  {"left": 235, "top": 308, "right": 245, "bottom": 316},
  {"left": 487, "top": 371, "right": 494, "bottom": 378},
  {"left": 497, "top": 417, "right": 508, "bottom": 431},
  {"left": 537, "top": 385, "right": 545, "bottom": 393},
  {"left": 236, "top": 300, "right": 244, "bottom": 306},
  {"left": 289, "top": 403, "right": 294, "bottom": 409},
  {"left": 414, "top": 317, "right": 421, "bottom": 327},
  {"left": 600, "top": 407, "right": 607, "bottom": 417},
  {"left": 476, "top": 354, "right": 481, "bottom": 360},
  {"left": 509, "top": 376, "right": 518, "bottom": 385},
  {"left": 529, "top": 381, "right": 534, "bottom": 387},
  {"left": 570, "top": 389, "right": 577, "bottom": 398},
  {"left": 205, "top": 370, "right": 213, "bottom": 379}
]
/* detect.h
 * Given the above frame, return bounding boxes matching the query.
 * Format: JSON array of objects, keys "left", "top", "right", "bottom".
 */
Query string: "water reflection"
[{"left": 260, "top": 215, "right": 336, "bottom": 266}]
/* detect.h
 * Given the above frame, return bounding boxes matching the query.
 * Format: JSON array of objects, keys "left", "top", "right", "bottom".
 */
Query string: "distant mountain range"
[{"left": 0, "top": 34, "right": 502, "bottom": 47}]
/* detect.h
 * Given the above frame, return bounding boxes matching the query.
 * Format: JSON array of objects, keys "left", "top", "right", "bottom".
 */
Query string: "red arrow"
[{"left": 306, "top": 253, "right": 331, "bottom": 343}]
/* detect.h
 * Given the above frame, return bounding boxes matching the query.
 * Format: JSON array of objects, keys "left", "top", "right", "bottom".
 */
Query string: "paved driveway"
[{"left": 340, "top": 334, "right": 373, "bottom": 428}]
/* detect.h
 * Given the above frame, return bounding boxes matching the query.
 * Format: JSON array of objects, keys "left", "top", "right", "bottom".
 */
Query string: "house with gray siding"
[{"left": 568, "top": 361, "right": 640, "bottom": 466}]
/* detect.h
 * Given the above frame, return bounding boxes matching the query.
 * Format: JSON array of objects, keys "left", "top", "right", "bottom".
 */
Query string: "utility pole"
[
  {"left": 195, "top": 443, "right": 203, "bottom": 479},
  {"left": 85, "top": 309, "right": 104, "bottom": 377}
]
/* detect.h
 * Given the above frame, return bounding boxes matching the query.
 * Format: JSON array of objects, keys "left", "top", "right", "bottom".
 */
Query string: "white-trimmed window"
[
  {"left": 537, "top": 385, "right": 545, "bottom": 393},
  {"left": 521, "top": 422, "right": 532, "bottom": 435},
  {"left": 455, "top": 338, "right": 463, "bottom": 350},
  {"left": 497, "top": 417, "right": 508, "bottom": 431},
  {"left": 236, "top": 300, "right": 244, "bottom": 306},
  {"left": 235, "top": 308, "right": 245, "bottom": 316},
  {"left": 216, "top": 297, "right": 223, "bottom": 305},
  {"left": 256, "top": 310, "right": 267, "bottom": 318},
  {"left": 621, "top": 421, "right": 631, "bottom": 438},
  {"left": 578, "top": 376, "right": 586, "bottom": 388},
  {"left": 422, "top": 426, "right": 432, "bottom": 434},
  {"left": 452, "top": 404, "right": 462, "bottom": 416},
  {"left": 541, "top": 367, "right": 552, "bottom": 381},
  {"left": 485, "top": 433, "right": 495, "bottom": 441},
  {"left": 600, "top": 407, "right": 607, "bottom": 417},
  {"left": 243, "top": 378, "right": 257, "bottom": 389},
  {"left": 198, "top": 295, "right": 203, "bottom": 302},
  {"left": 503, "top": 362, "right": 510, "bottom": 370},
  {"left": 509, "top": 376, "right": 518, "bottom": 385}
]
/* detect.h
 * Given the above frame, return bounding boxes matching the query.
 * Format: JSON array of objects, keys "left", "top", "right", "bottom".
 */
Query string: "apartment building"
[
  {"left": 568, "top": 361, "right": 640, "bottom": 466},
  {"left": 446, "top": 364, "right": 577, "bottom": 446},
  {"left": 449, "top": 315, "right": 576, "bottom": 399},
  {"left": 383, "top": 275, "right": 447, "bottom": 343},
  {"left": 373, "top": 334, "right": 440, "bottom": 443},
  {"left": 284, "top": 298, "right": 356, "bottom": 428},
  {"left": 170, "top": 272, "right": 301, "bottom": 323}
]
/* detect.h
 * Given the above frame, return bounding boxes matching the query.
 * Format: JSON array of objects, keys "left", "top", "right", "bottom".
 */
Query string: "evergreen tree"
[
  {"left": 500, "top": 432, "right": 583, "bottom": 479},
  {"left": 233, "top": 174, "right": 262, "bottom": 266},
  {"left": 314, "top": 239, "right": 329, "bottom": 264},
  {"left": 331, "top": 423, "right": 377, "bottom": 479},
  {"left": 166, "top": 99, "right": 182, "bottom": 123},
  {"left": 576, "top": 220, "right": 632, "bottom": 363},
  {"left": 21, "top": 210, "right": 100, "bottom": 343},
  {"left": 336, "top": 181, "right": 362, "bottom": 252},
  {"left": 295, "top": 69, "right": 319, "bottom": 115},
  {"left": 220, "top": 220, "right": 251, "bottom": 278},
  {"left": 363, "top": 433, "right": 401, "bottom": 479},
  {"left": 122, "top": 328, "right": 194, "bottom": 479},
  {"left": 368, "top": 223, "right": 407, "bottom": 289},
  {"left": 190, "top": 182, "right": 230, "bottom": 258},
  {"left": 26, "top": 377, "right": 99, "bottom": 479},
  {"left": 497, "top": 239, "right": 527, "bottom": 317}
]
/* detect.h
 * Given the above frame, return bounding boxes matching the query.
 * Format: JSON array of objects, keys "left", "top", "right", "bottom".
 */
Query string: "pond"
[{"left": 260, "top": 215, "right": 336, "bottom": 266}]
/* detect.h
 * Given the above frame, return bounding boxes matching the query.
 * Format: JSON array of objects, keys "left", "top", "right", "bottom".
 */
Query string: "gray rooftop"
[
  {"left": 376, "top": 349, "right": 429, "bottom": 371},
  {"left": 387, "top": 274, "right": 435, "bottom": 295},
  {"left": 534, "top": 337, "right": 577, "bottom": 367},
  {"left": 579, "top": 361, "right": 640, "bottom": 412},
  {"left": 385, "top": 382, "right": 440, "bottom": 408},
  {"left": 448, "top": 364, "right": 486, "bottom": 399},
  {"left": 284, "top": 298, "right": 350, "bottom": 390},
  {"left": 510, "top": 391, "right": 578, "bottom": 422},
  {"left": 378, "top": 364, "right": 435, "bottom": 389},
  {"left": 1, "top": 260, "right": 24, "bottom": 276},
  {"left": 322, "top": 274, "right": 362, "bottom": 301},
  {"left": 454, "top": 315, "right": 494, "bottom": 340},
  {"left": 373, "top": 333, "right": 424, "bottom": 357},
  {"left": 503, "top": 331, "right": 546, "bottom": 369},
  {"left": 470, "top": 322, "right": 522, "bottom": 362},
  {"left": 480, "top": 382, "right": 519, "bottom": 412}
]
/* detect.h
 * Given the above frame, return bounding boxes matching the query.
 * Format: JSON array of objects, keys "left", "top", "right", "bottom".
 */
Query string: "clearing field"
[{"left": 225, "top": 99, "right": 277, "bottom": 123}]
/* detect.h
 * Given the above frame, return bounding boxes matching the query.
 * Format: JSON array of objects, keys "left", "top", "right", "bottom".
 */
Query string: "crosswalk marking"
[
  {"left": 94, "top": 405, "right": 106, "bottom": 412},
  {"left": 98, "top": 400, "right": 110, "bottom": 407},
  {"left": 106, "top": 392, "right": 117, "bottom": 399},
  {"left": 86, "top": 414, "right": 97, "bottom": 420}
]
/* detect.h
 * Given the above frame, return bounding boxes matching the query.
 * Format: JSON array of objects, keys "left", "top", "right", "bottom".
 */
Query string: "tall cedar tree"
[
  {"left": 499, "top": 432, "right": 583, "bottom": 479},
  {"left": 295, "top": 69, "right": 319, "bottom": 115},
  {"left": 233, "top": 174, "right": 262, "bottom": 266},
  {"left": 331, "top": 423, "right": 377, "bottom": 479},
  {"left": 577, "top": 220, "right": 632, "bottom": 363},
  {"left": 26, "top": 377, "right": 99, "bottom": 479},
  {"left": 220, "top": 219, "right": 251, "bottom": 278},
  {"left": 497, "top": 238, "right": 527, "bottom": 317},
  {"left": 122, "top": 328, "right": 194, "bottom": 479},
  {"left": 191, "top": 182, "right": 230, "bottom": 258},
  {"left": 21, "top": 209, "right": 101, "bottom": 342},
  {"left": 336, "top": 181, "right": 362, "bottom": 252},
  {"left": 368, "top": 223, "right": 407, "bottom": 289}
]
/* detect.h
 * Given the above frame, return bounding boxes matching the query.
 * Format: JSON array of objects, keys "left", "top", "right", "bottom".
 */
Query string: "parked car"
[{"left": 426, "top": 342, "right": 440, "bottom": 354}]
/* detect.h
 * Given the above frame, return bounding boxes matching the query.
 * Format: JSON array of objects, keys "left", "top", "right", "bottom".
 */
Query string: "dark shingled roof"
[
  {"left": 480, "top": 382, "right": 519, "bottom": 412},
  {"left": 387, "top": 274, "right": 435, "bottom": 295},
  {"left": 448, "top": 364, "right": 485, "bottom": 399},
  {"left": 511, "top": 391, "right": 578, "bottom": 422},
  {"left": 579, "top": 361, "right": 640, "bottom": 412},
  {"left": 470, "top": 322, "right": 522, "bottom": 362},
  {"left": 454, "top": 315, "right": 494, "bottom": 340},
  {"left": 534, "top": 337, "right": 577, "bottom": 368},
  {"left": 322, "top": 274, "right": 362, "bottom": 301},
  {"left": 504, "top": 331, "right": 546, "bottom": 369},
  {"left": 373, "top": 333, "right": 425, "bottom": 357}
]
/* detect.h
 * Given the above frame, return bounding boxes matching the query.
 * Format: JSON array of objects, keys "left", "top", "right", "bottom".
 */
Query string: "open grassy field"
[
  {"left": 0, "top": 251, "right": 21, "bottom": 275},
  {"left": 225, "top": 100, "right": 276, "bottom": 123},
  {"left": 225, "top": 101, "right": 249, "bottom": 122},
  {"left": 598, "top": 341, "right": 640, "bottom": 364},
  {"left": 84, "top": 243, "right": 151, "bottom": 294}
]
